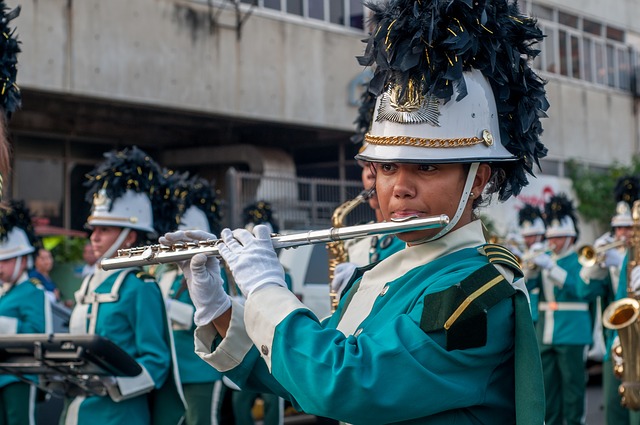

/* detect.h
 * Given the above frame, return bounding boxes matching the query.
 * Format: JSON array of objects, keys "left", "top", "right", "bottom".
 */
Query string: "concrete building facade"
[{"left": 5, "top": 0, "right": 640, "bottom": 236}]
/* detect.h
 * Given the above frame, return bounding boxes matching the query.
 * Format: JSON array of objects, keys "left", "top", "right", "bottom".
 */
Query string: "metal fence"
[{"left": 225, "top": 168, "right": 376, "bottom": 231}]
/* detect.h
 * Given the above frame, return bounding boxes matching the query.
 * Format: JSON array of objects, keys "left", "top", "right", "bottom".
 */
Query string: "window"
[
  {"left": 329, "top": 0, "right": 344, "bottom": 25},
  {"left": 287, "top": 0, "right": 302, "bottom": 16},
  {"left": 607, "top": 26, "right": 624, "bottom": 42},
  {"left": 559, "top": 30, "right": 569, "bottom": 76},
  {"left": 244, "top": 0, "right": 364, "bottom": 30},
  {"left": 531, "top": 4, "right": 553, "bottom": 20},
  {"left": 308, "top": 1, "right": 324, "bottom": 20},
  {"left": 349, "top": 0, "right": 364, "bottom": 29},
  {"left": 530, "top": 3, "right": 637, "bottom": 92},
  {"left": 583, "top": 19, "right": 601, "bottom": 36},
  {"left": 607, "top": 43, "right": 616, "bottom": 87},
  {"left": 558, "top": 11, "right": 578, "bottom": 29},
  {"left": 264, "top": 0, "right": 280, "bottom": 10},
  {"left": 571, "top": 34, "right": 580, "bottom": 79},
  {"left": 583, "top": 38, "right": 593, "bottom": 82},
  {"left": 618, "top": 47, "right": 631, "bottom": 91},
  {"left": 595, "top": 41, "right": 606, "bottom": 85},
  {"left": 15, "top": 158, "right": 64, "bottom": 227}
]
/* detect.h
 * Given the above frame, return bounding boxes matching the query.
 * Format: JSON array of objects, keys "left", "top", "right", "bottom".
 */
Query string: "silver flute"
[{"left": 99, "top": 215, "right": 450, "bottom": 271}]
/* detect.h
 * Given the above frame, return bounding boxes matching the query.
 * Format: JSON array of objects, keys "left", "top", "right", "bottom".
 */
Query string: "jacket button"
[
  {"left": 354, "top": 328, "right": 363, "bottom": 336},
  {"left": 379, "top": 285, "right": 389, "bottom": 296},
  {"left": 261, "top": 345, "right": 269, "bottom": 356}
]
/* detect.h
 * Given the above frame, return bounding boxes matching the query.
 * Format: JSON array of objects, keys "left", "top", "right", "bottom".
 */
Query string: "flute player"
[{"left": 162, "top": 0, "right": 549, "bottom": 423}]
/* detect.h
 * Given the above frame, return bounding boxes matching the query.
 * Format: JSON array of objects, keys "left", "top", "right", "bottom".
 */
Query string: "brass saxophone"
[
  {"left": 603, "top": 200, "right": 640, "bottom": 410},
  {"left": 328, "top": 187, "right": 375, "bottom": 312}
]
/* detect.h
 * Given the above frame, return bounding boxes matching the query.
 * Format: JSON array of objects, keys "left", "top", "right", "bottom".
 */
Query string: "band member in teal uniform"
[
  {"left": 0, "top": 200, "right": 51, "bottom": 425},
  {"left": 163, "top": 0, "right": 549, "bottom": 423},
  {"left": 527, "top": 194, "right": 596, "bottom": 425},
  {"left": 580, "top": 175, "right": 637, "bottom": 425},
  {"left": 156, "top": 172, "right": 227, "bottom": 425},
  {"left": 519, "top": 203, "right": 547, "bottom": 323},
  {"left": 61, "top": 146, "right": 185, "bottom": 425}
]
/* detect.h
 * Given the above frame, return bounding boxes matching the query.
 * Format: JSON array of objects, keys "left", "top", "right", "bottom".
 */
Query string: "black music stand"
[{"left": 0, "top": 334, "right": 141, "bottom": 397}]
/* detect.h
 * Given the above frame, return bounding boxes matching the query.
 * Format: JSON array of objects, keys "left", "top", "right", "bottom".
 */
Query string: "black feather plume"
[
  {"left": 0, "top": 199, "right": 40, "bottom": 249},
  {"left": 614, "top": 175, "right": 640, "bottom": 207},
  {"left": 518, "top": 203, "right": 543, "bottom": 227},
  {"left": 153, "top": 169, "right": 189, "bottom": 237},
  {"left": 544, "top": 193, "right": 579, "bottom": 239},
  {"left": 243, "top": 201, "right": 278, "bottom": 233},
  {"left": 0, "top": 1, "right": 21, "bottom": 118},
  {"left": 84, "top": 146, "right": 162, "bottom": 210},
  {"left": 179, "top": 175, "right": 223, "bottom": 236},
  {"left": 356, "top": 0, "right": 548, "bottom": 200}
]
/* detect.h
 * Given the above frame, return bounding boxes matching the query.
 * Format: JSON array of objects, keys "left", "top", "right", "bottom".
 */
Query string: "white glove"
[
  {"left": 218, "top": 225, "right": 287, "bottom": 297},
  {"left": 509, "top": 246, "right": 523, "bottom": 259},
  {"left": 594, "top": 233, "right": 615, "bottom": 248},
  {"left": 331, "top": 262, "right": 358, "bottom": 299},
  {"left": 630, "top": 266, "right": 640, "bottom": 293},
  {"left": 603, "top": 248, "right": 625, "bottom": 269},
  {"left": 160, "top": 231, "right": 231, "bottom": 326},
  {"left": 533, "top": 253, "right": 555, "bottom": 270}
]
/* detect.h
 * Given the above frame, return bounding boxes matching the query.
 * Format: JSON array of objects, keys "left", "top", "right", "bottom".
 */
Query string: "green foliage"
[
  {"left": 49, "top": 236, "right": 87, "bottom": 264},
  {"left": 566, "top": 156, "right": 640, "bottom": 228}
]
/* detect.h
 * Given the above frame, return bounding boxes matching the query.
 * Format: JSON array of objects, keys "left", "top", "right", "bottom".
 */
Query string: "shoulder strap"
[
  {"left": 420, "top": 263, "right": 517, "bottom": 350},
  {"left": 479, "top": 243, "right": 523, "bottom": 278}
]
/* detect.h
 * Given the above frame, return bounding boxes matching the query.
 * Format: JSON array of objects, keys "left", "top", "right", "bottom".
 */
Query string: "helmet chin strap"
[
  {"left": 559, "top": 237, "right": 573, "bottom": 255},
  {"left": 410, "top": 162, "right": 480, "bottom": 245},
  {"left": 8, "top": 256, "right": 23, "bottom": 284},
  {"left": 100, "top": 228, "right": 131, "bottom": 261}
]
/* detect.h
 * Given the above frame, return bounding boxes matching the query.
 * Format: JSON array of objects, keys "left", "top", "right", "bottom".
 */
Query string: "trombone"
[{"left": 578, "top": 239, "right": 627, "bottom": 267}]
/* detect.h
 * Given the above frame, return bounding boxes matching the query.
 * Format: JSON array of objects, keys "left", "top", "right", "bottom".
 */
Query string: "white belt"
[{"left": 539, "top": 301, "right": 589, "bottom": 311}]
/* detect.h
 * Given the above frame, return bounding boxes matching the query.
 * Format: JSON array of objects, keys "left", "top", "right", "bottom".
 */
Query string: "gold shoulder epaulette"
[
  {"left": 28, "top": 277, "right": 43, "bottom": 287},
  {"left": 479, "top": 243, "right": 523, "bottom": 278}
]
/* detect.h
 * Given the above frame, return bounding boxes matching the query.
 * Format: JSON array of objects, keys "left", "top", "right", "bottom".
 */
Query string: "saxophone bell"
[{"left": 603, "top": 297, "right": 640, "bottom": 410}]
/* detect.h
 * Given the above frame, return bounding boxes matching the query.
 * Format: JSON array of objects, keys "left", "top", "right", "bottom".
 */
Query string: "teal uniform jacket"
[
  {"left": 0, "top": 277, "right": 47, "bottom": 388},
  {"left": 616, "top": 253, "right": 630, "bottom": 301},
  {"left": 168, "top": 273, "right": 222, "bottom": 384},
  {"left": 195, "top": 221, "right": 544, "bottom": 425},
  {"left": 64, "top": 269, "right": 184, "bottom": 425},
  {"left": 529, "top": 251, "right": 595, "bottom": 345},
  {"left": 577, "top": 256, "right": 624, "bottom": 361}
]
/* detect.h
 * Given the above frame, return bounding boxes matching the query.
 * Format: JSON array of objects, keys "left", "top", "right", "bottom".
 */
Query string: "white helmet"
[
  {"left": 353, "top": 0, "right": 548, "bottom": 202},
  {"left": 357, "top": 70, "right": 514, "bottom": 165},
  {"left": 521, "top": 218, "right": 546, "bottom": 237},
  {"left": 87, "top": 189, "right": 155, "bottom": 234},
  {"left": 611, "top": 201, "right": 633, "bottom": 228},
  {"left": 611, "top": 176, "right": 640, "bottom": 228},
  {"left": 518, "top": 204, "right": 546, "bottom": 237},
  {"left": 0, "top": 200, "right": 38, "bottom": 262},
  {"left": 0, "top": 228, "right": 35, "bottom": 261},
  {"left": 84, "top": 146, "right": 162, "bottom": 239},
  {"left": 544, "top": 194, "right": 578, "bottom": 239},
  {"left": 178, "top": 206, "right": 211, "bottom": 233},
  {"left": 545, "top": 216, "right": 577, "bottom": 239}
]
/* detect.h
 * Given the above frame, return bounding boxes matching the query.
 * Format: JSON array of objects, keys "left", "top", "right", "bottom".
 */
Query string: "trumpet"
[
  {"left": 100, "top": 215, "right": 450, "bottom": 271},
  {"left": 578, "top": 239, "right": 627, "bottom": 267},
  {"left": 518, "top": 244, "right": 551, "bottom": 269}
]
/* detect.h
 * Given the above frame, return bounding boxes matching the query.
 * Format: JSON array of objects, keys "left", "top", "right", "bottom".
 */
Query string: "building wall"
[
  {"left": 541, "top": 78, "right": 638, "bottom": 167},
  {"left": 14, "top": 0, "right": 366, "bottom": 131}
]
